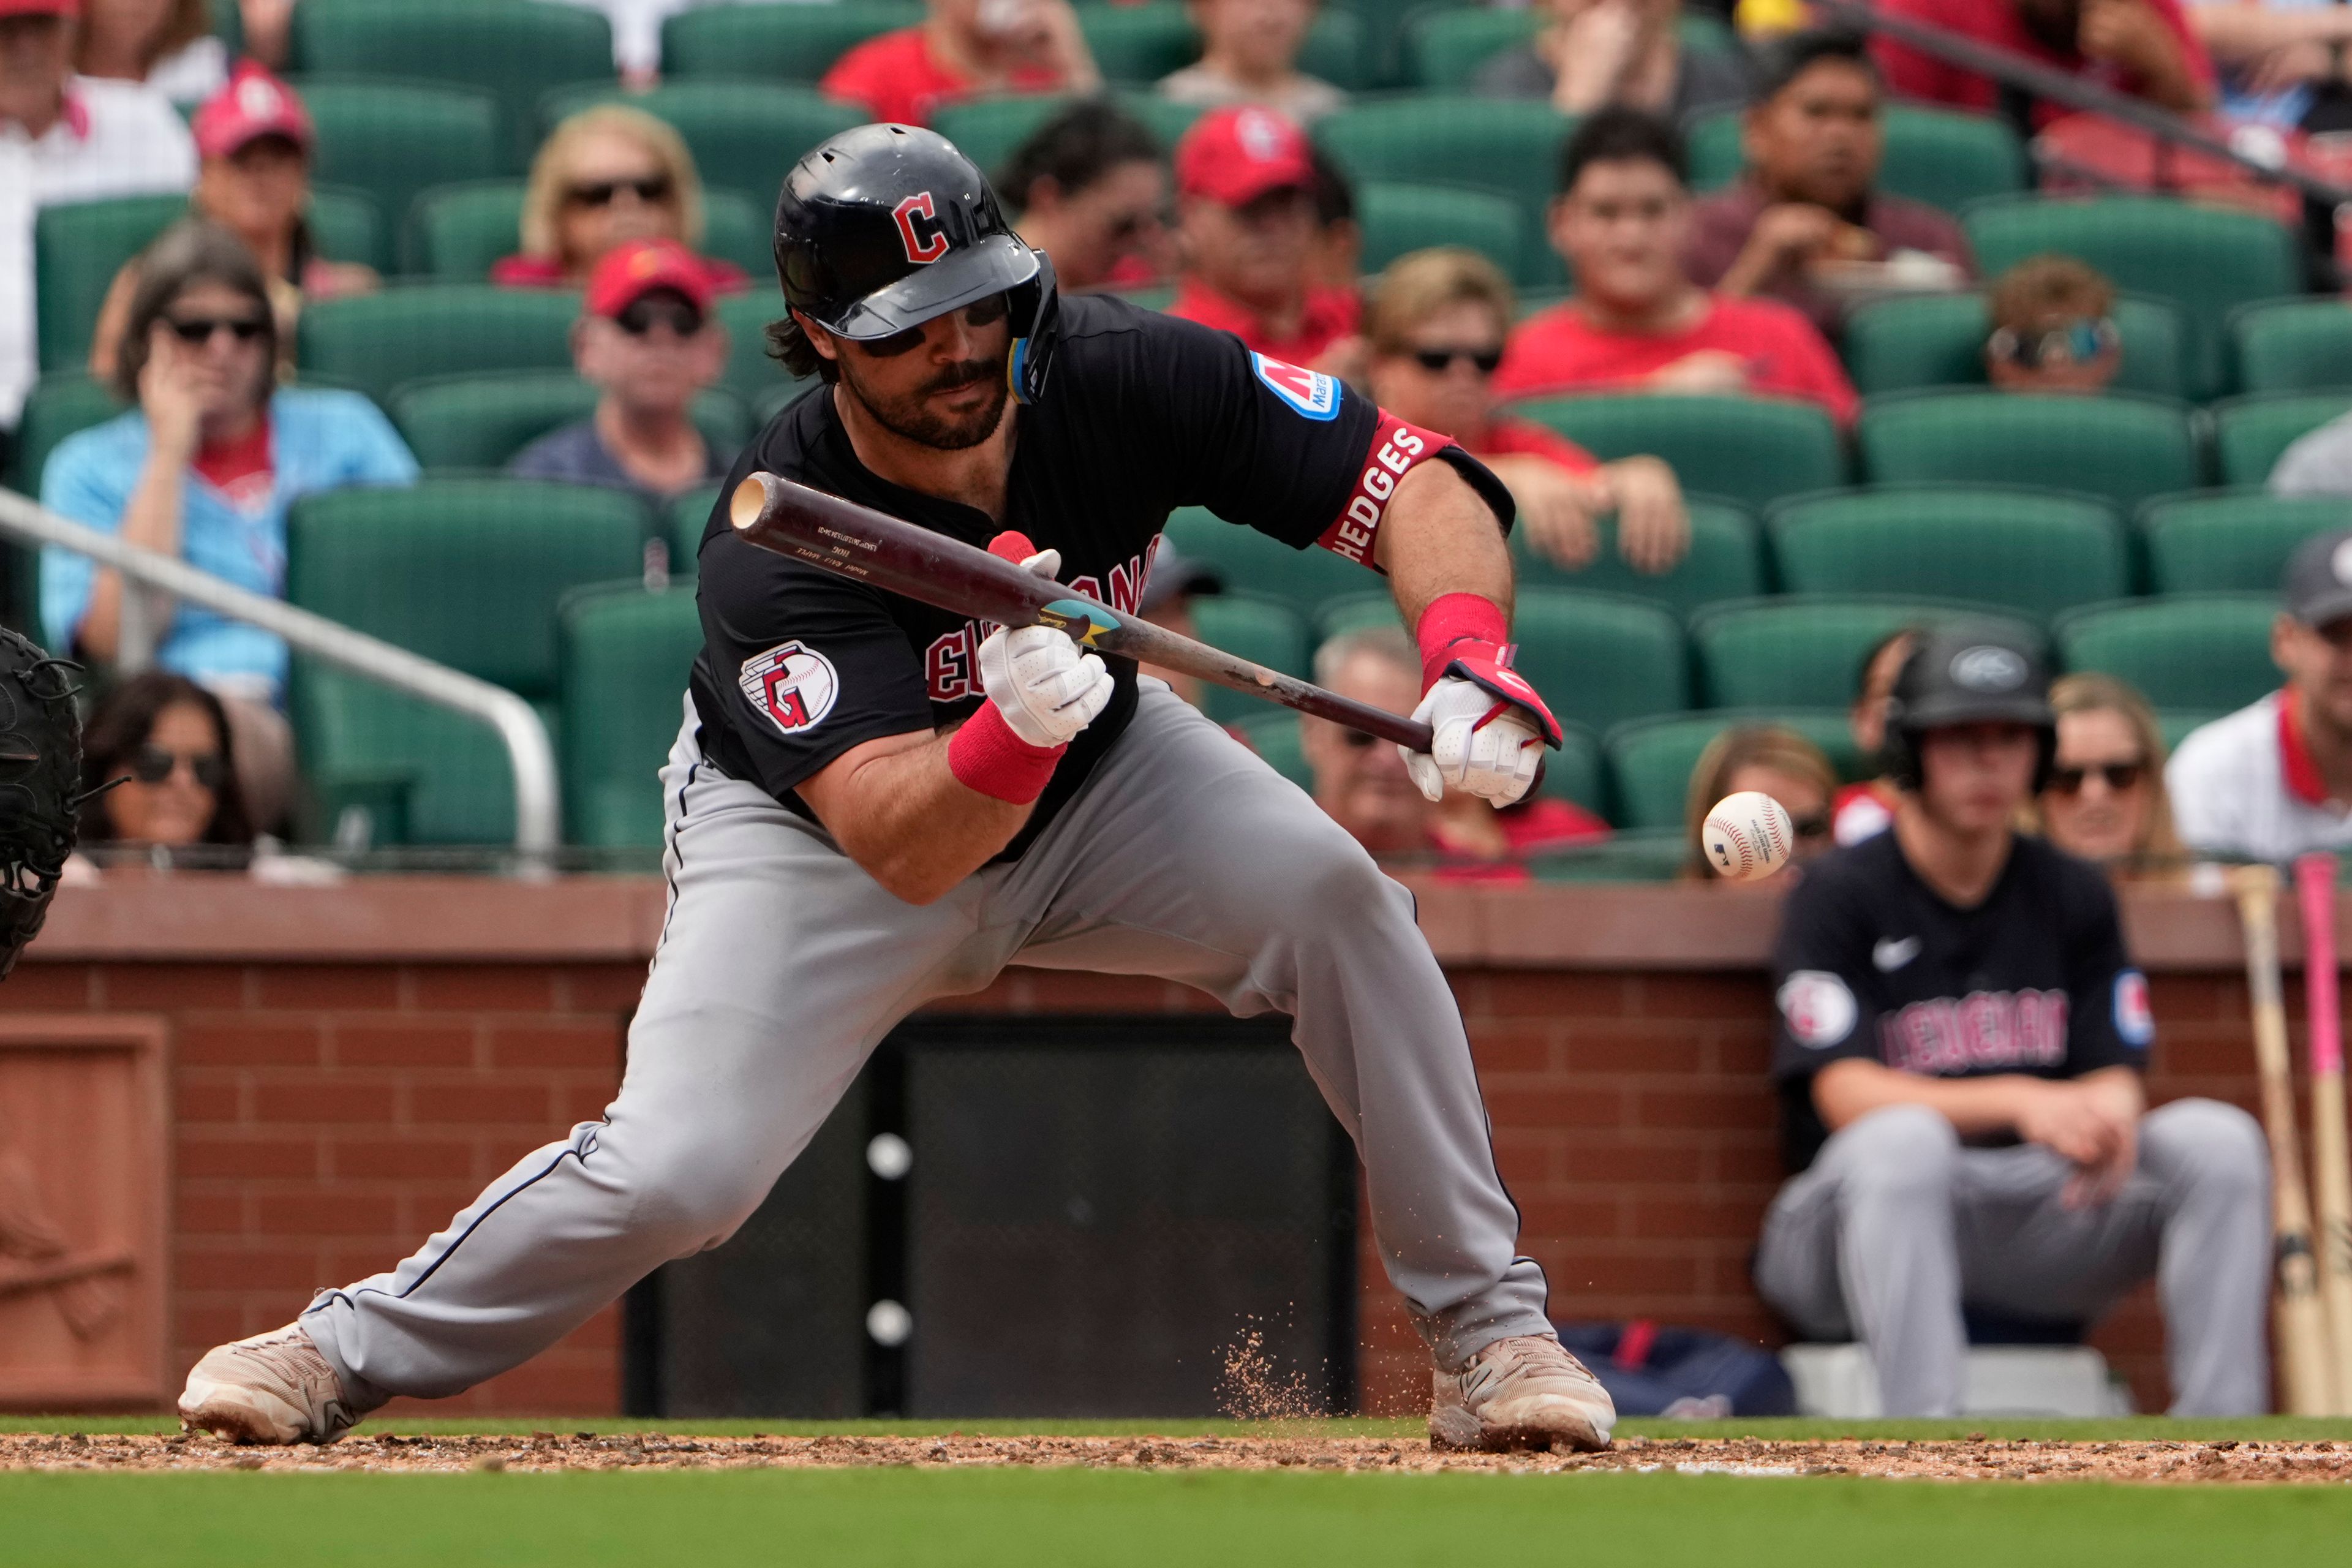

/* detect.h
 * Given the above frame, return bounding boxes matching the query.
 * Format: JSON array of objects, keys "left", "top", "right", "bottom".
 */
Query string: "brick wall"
[{"left": 1, "top": 877, "right": 2290, "bottom": 1419}]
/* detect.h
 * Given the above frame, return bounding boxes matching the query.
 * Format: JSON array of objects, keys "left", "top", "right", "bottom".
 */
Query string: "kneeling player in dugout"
[
  {"left": 176, "top": 124, "right": 1616, "bottom": 1452},
  {"left": 1755, "top": 625, "right": 2270, "bottom": 1415}
]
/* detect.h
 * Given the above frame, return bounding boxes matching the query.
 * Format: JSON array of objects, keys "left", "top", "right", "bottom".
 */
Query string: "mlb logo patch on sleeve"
[
  {"left": 739, "top": 641, "right": 840, "bottom": 736},
  {"left": 1251, "top": 353, "right": 1341, "bottom": 421},
  {"left": 2113, "top": 968, "right": 2154, "bottom": 1048}
]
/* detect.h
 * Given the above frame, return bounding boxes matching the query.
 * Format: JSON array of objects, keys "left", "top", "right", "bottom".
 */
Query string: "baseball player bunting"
[{"left": 178, "top": 125, "right": 1613, "bottom": 1456}]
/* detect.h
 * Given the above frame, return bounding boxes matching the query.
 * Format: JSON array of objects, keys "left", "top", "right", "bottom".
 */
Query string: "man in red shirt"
[
  {"left": 1166, "top": 105, "right": 1362, "bottom": 371},
  {"left": 820, "top": 0, "right": 1100, "bottom": 128},
  {"left": 1494, "top": 107, "right": 1860, "bottom": 424},
  {"left": 1872, "top": 0, "right": 2213, "bottom": 121}
]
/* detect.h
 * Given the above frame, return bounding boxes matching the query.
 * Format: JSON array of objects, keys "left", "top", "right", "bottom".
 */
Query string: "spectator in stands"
[
  {"left": 2037, "top": 673, "right": 2186, "bottom": 876},
  {"left": 821, "top": 0, "right": 1100, "bottom": 129},
  {"left": 1364, "top": 247, "right": 1689, "bottom": 574},
  {"left": 1983, "top": 255, "right": 2122, "bottom": 395},
  {"left": 2169, "top": 526, "right": 2352, "bottom": 859},
  {"left": 39, "top": 221, "right": 418, "bottom": 833},
  {"left": 2267, "top": 407, "right": 2352, "bottom": 497},
  {"left": 1303, "top": 626, "right": 1608, "bottom": 874},
  {"left": 1872, "top": 0, "right": 2214, "bottom": 121},
  {"left": 1757, "top": 623, "right": 2267, "bottom": 1417},
  {"left": 1477, "top": 0, "right": 1750, "bottom": 121},
  {"left": 1832, "top": 626, "right": 1913, "bottom": 845},
  {"left": 1496, "top": 108, "right": 1860, "bottom": 423},
  {"left": 1167, "top": 105, "right": 1362, "bottom": 372},
  {"left": 1684, "top": 29, "right": 1973, "bottom": 342},
  {"left": 74, "top": 0, "right": 222, "bottom": 104},
  {"left": 88, "top": 64, "right": 377, "bottom": 383},
  {"left": 75, "top": 670, "right": 252, "bottom": 852},
  {"left": 0, "top": 0, "right": 195, "bottom": 428},
  {"left": 543, "top": 0, "right": 707, "bottom": 84},
  {"left": 510, "top": 240, "right": 732, "bottom": 505},
  {"left": 2192, "top": 2, "right": 2352, "bottom": 132},
  {"left": 1683, "top": 724, "right": 1836, "bottom": 878},
  {"left": 233, "top": 0, "right": 288, "bottom": 70},
  {"left": 494, "top": 105, "right": 745, "bottom": 293},
  {"left": 1305, "top": 140, "right": 1361, "bottom": 292},
  {"left": 998, "top": 100, "right": 1170, "bottom": 293},
  {"left": 1160, "top": 0, "right": 1345, "bottom": 124}
]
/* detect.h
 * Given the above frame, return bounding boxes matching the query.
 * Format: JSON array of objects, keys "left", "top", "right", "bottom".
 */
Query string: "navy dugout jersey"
[
  {"left": 1769, "top": 831, "right": 2153, "bottom": 1173},
  {"left": 688, "top": 293, "right": 1513, "bottom": 859}
]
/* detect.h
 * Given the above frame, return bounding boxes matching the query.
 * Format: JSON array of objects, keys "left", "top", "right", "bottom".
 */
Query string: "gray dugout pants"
[
  {"left": 304, "top": 684, "right": 1550, "bottom": 1401},
  {"left": 1753, "top": 1099, "right": 2272, "bottom": 1415}
]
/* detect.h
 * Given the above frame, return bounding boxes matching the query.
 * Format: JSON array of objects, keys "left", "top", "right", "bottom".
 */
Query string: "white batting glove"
[
  {"left": 1402, "top": 676, "right": 1544, "bottom": 806},
  {"left": 979, "top": 624, "right": 1112, "bottom": 748}
]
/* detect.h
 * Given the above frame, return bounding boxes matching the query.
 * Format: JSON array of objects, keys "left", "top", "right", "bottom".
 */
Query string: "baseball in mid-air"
[{"left": 1701, "top": 791, "right": 1795, "bottom": 881}]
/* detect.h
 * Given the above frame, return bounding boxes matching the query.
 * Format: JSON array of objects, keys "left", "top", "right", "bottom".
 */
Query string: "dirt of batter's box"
[{"left": 4, "top": 1432, "right": 2351, "bottom": 1482}]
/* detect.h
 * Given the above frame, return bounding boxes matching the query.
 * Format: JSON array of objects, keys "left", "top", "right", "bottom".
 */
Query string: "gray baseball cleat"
[
  {"left": 1429, "top": 1333, "right": 1617, "bottom": 1453},
  {"left": 178, "top": 1322, "right": 368, "bottom": 1445}
]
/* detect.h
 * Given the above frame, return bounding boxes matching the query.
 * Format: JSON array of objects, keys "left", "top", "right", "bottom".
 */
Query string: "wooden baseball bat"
[
  {"left": 728, "top": 471, "right": 1436, "bottom": 752},
  {"left": 2233, "top": 863, "right": 2335, "bottom": 1415},
  {"left": 2295, "top": 853, "right": 2352, "bottom": 1414}
]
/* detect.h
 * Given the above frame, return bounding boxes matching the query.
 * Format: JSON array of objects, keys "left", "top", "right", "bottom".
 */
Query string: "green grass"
[{"left": 6, "top": 1466, "right": 2351, "bottom": 1567}]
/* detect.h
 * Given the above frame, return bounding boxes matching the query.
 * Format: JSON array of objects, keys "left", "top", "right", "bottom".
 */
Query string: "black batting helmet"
[
  {"left": 1882, "top": 623, "right": 2057, "bottom": 792},
  {"left": 774, "top": 123, "right": 1060, "bottom": 402}
]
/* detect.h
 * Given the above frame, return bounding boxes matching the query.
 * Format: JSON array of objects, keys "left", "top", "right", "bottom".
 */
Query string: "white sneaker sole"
[
  {"left": 1428, "top": 1401, "right": 1611, "bottom": 1454},
  {"left": 178, "top": 1376, "right": 312, "bottom": 1446}
]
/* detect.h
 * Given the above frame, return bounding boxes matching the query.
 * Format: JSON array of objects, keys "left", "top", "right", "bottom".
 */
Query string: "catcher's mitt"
[{"left": 0, "top": 627, "right": 81, "bottom": 980}]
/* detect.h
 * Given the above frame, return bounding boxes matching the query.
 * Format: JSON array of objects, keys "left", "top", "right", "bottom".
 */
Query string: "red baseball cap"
[
  {"left": 585, "top": 239, "right": 716, "bottom": 320},
  {"left": 192, "top": 64, "right": 312, "bottom": 160},
  {"left": 0, "top": 0, "right": 80, "bottom": 15},
  {"left": 1175, "top": 106, "right": 1316, "bottom": 208}
]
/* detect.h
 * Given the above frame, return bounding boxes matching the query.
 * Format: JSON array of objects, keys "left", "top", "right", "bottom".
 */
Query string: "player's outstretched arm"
[
  {"left": 1372, "top": 460, "right": 1514, "bottom": 631},
  {"left": 796, "top": 727, "right": 1041, "bottom": 905}
]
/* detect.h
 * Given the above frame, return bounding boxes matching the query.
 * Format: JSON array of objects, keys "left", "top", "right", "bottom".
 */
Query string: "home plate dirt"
[{"left": 4, "top": 1432, "right": 2351, "bottom": 1482}]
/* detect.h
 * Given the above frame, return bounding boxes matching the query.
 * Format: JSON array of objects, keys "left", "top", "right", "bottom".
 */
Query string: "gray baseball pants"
[
  {"left": 1752, "top": 1099, "right": 2271, "bottom": 1415},
  {"left": 303, "top": 683, "right": 1551, "bottom": 1404}
]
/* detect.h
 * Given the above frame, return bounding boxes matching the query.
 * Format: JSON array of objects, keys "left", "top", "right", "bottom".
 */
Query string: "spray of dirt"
[{"left": 1215, "top": 1318, "right": 1327, "bottom": 1435}]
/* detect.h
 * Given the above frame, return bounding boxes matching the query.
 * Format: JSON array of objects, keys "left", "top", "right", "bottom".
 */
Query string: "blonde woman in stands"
[
  {"left": 1477, "top": 0, "right": 1749, "bottom": 121},
  {"left": 2035, "top": 673, "right": 2188, "bottom": 880},
  {"left": 494, "top": 104, "right": 745, "bottom": 293},
  {"left": 1682, "top": 724, "right": 1837, "bottom": 880},
  {"left": 75, "top": 0, "right": 224, "bottom": 104}
]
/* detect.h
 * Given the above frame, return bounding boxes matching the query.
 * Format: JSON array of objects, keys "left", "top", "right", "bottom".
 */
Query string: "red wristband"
[
  {"left": 948, "top": 701, "right": 1066, "bottom": 804},
  {"left": 1414, "top": 592, "right": 1509, "bottom": 690}
]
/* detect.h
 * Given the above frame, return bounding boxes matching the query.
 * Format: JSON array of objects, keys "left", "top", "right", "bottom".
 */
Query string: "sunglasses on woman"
[
  {"left": 568, "top": 175, "right": 673, "bottom": 208},
  {"left": 128, "top": 745, "right": 227, "bottom": 790},
  {"left": 166, "top": 314, "right": 268, "bottom": 345},
  {"left": 2048, "top": 760, "right": 2146, "bottom": 795},
  {"left": 1410, "top": 345, "right": 1504, "bottom": 374}
]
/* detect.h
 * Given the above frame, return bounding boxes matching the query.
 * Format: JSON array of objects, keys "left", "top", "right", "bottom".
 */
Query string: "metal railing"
[{"left": 0, "top": 487, "right": 560, "bottom": 855}]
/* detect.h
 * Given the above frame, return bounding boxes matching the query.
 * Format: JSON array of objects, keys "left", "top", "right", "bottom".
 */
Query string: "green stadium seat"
[
  {"left": 2055, "top": 595, "right": 2280, "bottom": 712},
  {"left": 1231, "top": 710, "right": 1314, "bottom": 793},
  {"left": 558, "top": 584, "right": 704, "bottom": 848},
  {"left": 1504, "top": 394, "right": 1846, "bottom": 513},
  {"left": 1299, "top": 10, "right": 1370, "bottom": 90},
  {"left": 304, "top": 80, "right": 501, "bottom": 259},
  {"left": 2141, "top": 490, "right": 2352, "bottom": 594},
  {"left": 1602, "top": 709, "right": 1864, "bottom": 831},
  {"left": 932, "top": 93, "right": 1205, "bottom": 186},
  {"left": 1079, "top": 4, "right": 1200, "bottom": 82},
  {"left": 1856, "top": 390, "right": 2199, "bottom": 511},
  {"left": 2160, "top": 710, "right": 2226, "bottom": 753},
  {"left": 298, "top": 285, "right": 581, "bottom": 403},
  {"left": 667, "top": 484, "right": 725, "bottom": 576},
  {"left": 290, "top": 0, "right": 614, "bottom": 167},
  {"left": 1687, "top": 106, "right": 2026, "bottom": 213},
  {"left": 1160, "top": 506, "right": 1379, "bottom": 622},
  {"left": 1691, "top": 596, "right": 2043, "bottom": 708},
  {"left": 1314, "top": 96, "right": 1574, "bottom": 281},
  {"left": 286, "top": 480, "right": 650, "bottom": 844},
  {"left": 1403, "top": 9, "right": 1540, "bottom": 89},
  {"left": 1319, "top": 586, "right": 1689, "bottom": 734},
  {"left": 2211, "top": 392, "right": 2352, "bottom": 488},
  {"left": 662, "top": 1, "right": 924, "bottom": 81},
  {"left": 1356, "top": 183, "right": 1530, "bottom": 286},
  {"left": 715, "top": 290, "right": 819, "bottom": 403},
  {"left": 1841, "top": 291, "right": 2187, "bottom": 400},
  {"left": 405, "top": 179, "right": 771, "bottom": 281},
  {"left": 7, "top": 374, "right": 124, "bottom": 496},
  {"left": 387, "top": 371, "right": 752, "bottom": 474},
  {"left": 2231, "top": 298, "right": 2352, "bottom": 394},
  {"left": 1767, "top": 486, "right": 2127, "bottom": 619},
  {"left": 1188, "top": 593, "right": 1312, "bottom": 726},
  {"left": 33, "top": 189, "right": 379, "bottom": 372},
  {"left": 539, "top": 83, "right": 862, "bottom": 207},
  {"left": 1511, "top": 499, "right": 1765, "bottom": 619},
  {"left": 1961, "top": 195, "right": 2304, "bottom": 399}
]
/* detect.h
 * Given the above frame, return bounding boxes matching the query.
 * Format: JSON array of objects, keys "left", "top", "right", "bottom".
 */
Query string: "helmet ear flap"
[{"left": 1009, "top": 251, "right": 1060, "bottom": 405}]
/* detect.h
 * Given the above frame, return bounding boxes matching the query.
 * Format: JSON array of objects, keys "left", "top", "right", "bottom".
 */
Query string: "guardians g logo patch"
[{"left": 739, "top": 641, "right": 840, "bottom": 735}]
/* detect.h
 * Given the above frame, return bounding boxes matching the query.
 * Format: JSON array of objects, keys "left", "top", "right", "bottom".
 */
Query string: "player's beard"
[{"left": 839, "top": 353, "right": 1010, "bottom": 451}]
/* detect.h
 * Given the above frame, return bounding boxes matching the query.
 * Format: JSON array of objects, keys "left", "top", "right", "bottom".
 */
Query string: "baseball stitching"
[
  {"left": 1715, "top": 818, "right": 1754, "bottom": 876},
  {"left": 1762, "top": 807, "right": 1789, "bottom": 861}
]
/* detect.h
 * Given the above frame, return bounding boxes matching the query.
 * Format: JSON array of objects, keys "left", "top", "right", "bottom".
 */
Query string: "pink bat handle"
[{"left": 2299, "top": 854, "right": 2344, "bottom": 1077}]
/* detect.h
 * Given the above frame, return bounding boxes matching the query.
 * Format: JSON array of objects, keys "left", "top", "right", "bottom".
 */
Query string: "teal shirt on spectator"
[{"left": 39, "top": 388, "right": 418, "bottom": 698}]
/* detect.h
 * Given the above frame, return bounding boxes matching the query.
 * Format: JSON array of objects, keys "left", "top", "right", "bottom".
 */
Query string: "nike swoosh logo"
[{"left": 1872, "top": 937, "right": 1921, "bottom": 973}]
